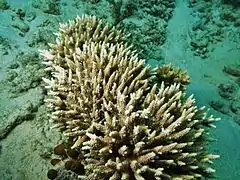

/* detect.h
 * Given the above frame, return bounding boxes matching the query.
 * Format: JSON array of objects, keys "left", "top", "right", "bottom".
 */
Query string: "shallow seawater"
[{"left": 0, "top": 0, "right": 239, "bottom": 180}]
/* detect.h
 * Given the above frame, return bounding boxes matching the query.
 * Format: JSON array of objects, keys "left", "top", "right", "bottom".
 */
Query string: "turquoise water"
[{"left": 0, "top": 0, "right": 239, "bottom": 179}]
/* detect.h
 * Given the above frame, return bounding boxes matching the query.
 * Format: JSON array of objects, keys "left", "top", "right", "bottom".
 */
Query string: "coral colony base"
[{"left": 40, "top": 15, "right": 220, "bottom": 180}]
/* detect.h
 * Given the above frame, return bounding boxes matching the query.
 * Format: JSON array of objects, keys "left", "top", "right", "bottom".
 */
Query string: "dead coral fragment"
[{"left": 42, "top": 15, "right": 219, "bottom": 180}]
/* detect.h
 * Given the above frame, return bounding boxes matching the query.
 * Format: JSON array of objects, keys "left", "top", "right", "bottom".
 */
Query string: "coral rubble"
[
  {"left": 41, "top": 15, "right": 219, "bottom": 180},
  {"left": 188, "top": 0, "right": 240, "bottom": 59}
]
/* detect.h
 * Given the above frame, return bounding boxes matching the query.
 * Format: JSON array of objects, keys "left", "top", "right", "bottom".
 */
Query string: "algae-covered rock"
[
  {"left": 0, "top": 0, "right": 9, "bottom": 10},
  {"left": 32, "top": 0, "right": 61, "bottom": 15}
]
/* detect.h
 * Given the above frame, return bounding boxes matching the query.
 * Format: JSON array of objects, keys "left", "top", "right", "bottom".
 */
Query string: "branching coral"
[
  {"left": 41, "top": 15, "right": 219, "bottom": 180},
  {"left": 155, "top": 64, "right": 190, "bottom": 91}
]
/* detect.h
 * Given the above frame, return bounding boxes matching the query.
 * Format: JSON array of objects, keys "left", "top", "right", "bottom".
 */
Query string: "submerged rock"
[{"left": 0, "top": 0, "right": 9, "bottom": 10}]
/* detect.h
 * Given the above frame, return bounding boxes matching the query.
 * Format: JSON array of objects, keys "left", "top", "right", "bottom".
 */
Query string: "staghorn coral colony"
[{"left": 41, "top": 15, "right": 220, "bottom": 180}]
